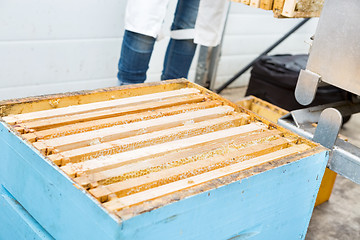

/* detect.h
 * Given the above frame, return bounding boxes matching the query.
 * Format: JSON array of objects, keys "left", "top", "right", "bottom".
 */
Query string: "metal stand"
[
  {"left": 195, "top": 45, "right": 222, "bottom": 90},
  {"left": 194, "top": 4, "right": 230, "bottom": 90},
  {"left": 216, "top": 18, "right": 310, "bottom": 94},
  {"left": 278, "top": 101, "right": 360, "bottom": 184}
]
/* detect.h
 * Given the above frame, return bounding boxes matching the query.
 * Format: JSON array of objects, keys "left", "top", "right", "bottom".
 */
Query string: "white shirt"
[{"left": 125, "top": 0, "right": 229, "bottom": 47}]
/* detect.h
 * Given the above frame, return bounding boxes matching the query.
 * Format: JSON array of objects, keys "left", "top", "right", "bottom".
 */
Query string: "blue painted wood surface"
[
  {"left": 0, "top": 122, "right": 122, "bottom": 239},
  {"left": 0, "top": 121, "right": 328, "bottom": 239},
  {"left": 0, "top": 185, "right": 53, "bottom": 240}
]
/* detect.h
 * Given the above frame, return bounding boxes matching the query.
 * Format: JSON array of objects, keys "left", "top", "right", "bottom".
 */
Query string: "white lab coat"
[{"left": 125, "top": 0, "right": 229, "bottom": 47}]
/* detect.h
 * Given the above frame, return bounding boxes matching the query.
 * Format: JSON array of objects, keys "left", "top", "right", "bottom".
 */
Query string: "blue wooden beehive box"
[{"left": 0, "top": 79, "right": 328, "bottom": 239}]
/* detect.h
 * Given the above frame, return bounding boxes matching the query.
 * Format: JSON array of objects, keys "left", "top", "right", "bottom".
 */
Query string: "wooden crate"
[
  {"left": 0, "top": 79, "right": 328, "bottom": 239},
  {"left": 275, "top": 0, "right": 323, "bottom": 18},
  {"left": 231, "top": 0, "right": 323, "bottom": 18}
]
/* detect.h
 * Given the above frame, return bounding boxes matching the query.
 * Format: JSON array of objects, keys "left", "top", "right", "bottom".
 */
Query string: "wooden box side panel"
[
  {"left": 118, "top": 151, "right": 328, "bottom": 240},
  {"left": 0, "top": 185, "right": 54, "bottom": 240},
  {"left": 0, "top": 79, "right": 188, "bottom": 117},
  {"left": 0, "top": 122, "right": 121, "bottom": 239},
  {"left": 236, "top": 96, "right": 289, "bottom": 123}
]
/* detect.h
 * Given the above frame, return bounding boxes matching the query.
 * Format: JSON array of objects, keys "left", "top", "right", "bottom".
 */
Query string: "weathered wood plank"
[
  {"left": 260, "top": 0, "right": 274, "bottom": 10},
  {"left": 249, "top": 102, "right": 286, "bottom": 123},
  {"left": 103, "top": 144, "right": 312, "bottom": 211},
  {"left": 16, "top": 94, "right": 207, "bottom": 131},
  {"left": 90, "top": 137, "right": 294, "bottom": 202},
  {"left": 33, "top": 106, "right": 235, "bottom": 153},
  {"left": 250, "top": 0, "right": 261, "bottom": 8},
  {"left": 281, "top": 0, "right": 297, "bottom": 17},
  {"left": 0, "top": 79, "right": 188, "bottom": 117},
  {"left": 75, "top": 129, "right": 283, "bottom": 188},
  {"left": 273, "top": 0, "right": 285, "bottom": 11},
  {"left": 290, "top": 10, "right": 322, "bottom": 18},
  {"left": 237, "top": 96, "right": 291, "bottom": 127},
  {"left": 22, "top": 101, "right": 222, "bottom": 142},
  {"left": 3, "top": 88, "right": 200, "bottom": 124},
  {"left": 51, "top": 114, "right": 250, "bottom": 166},
  {"left": 296, "top": 0, "right": 324, "bottom": 12},
  {"left": 60, "top": 123, "right": 266, "bottom": 177}
]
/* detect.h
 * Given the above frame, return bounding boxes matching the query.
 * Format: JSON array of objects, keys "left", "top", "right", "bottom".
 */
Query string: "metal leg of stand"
[
  {"left": 278, "top": 102, "right": 360, "bottom": 185},
  {"left": 194, "top": 45, "right": 222, "bottom": 90},
  {"left": 216, "top": 18, "right": 310, "bottom": 94},
  {"left": 194, "top": 3, "right": 230, "bottom": 90}
]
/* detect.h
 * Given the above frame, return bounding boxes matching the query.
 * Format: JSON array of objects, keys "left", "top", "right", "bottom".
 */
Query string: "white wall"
[
  {"left": 0, "top": 0, "right": 125, "bottom": 100},
  {"left": 215, "top": 4, "right": 318, "bottom": 89},
  {"left": 0, "top": 0, "right": 318, "bottom": 100}
]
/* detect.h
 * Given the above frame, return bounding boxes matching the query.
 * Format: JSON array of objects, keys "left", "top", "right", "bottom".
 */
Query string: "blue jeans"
[{"left": 117, "top": 0, "right": 200, "bottom": 85}]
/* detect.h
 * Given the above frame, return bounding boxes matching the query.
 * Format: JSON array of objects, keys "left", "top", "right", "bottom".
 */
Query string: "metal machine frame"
[
  {"left": 196, "top": 0, "right": 360, "bottom": 184},
  {"left": 278, "top": 102, "right": 360, "bottom": 184},
  {"left": 279, "top": 0, "right": 360, "bottom": 184}
]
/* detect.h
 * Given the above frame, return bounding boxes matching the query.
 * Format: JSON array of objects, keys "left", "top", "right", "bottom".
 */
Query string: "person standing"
[{"left": 117, "top": 0, "right": 229, "bottom": 85}]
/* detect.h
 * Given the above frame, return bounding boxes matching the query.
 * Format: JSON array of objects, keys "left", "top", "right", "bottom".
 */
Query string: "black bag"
[{"left": 245, "top": 54, "right": 350, "bottom": 111}]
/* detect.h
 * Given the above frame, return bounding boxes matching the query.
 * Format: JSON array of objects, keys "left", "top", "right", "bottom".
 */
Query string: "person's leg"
[
  {"left": 117, "top": 30, "right": 156, "bottom": 85},
  {"left": 161, "top": 0, "right": 200, "bottom": 80}
]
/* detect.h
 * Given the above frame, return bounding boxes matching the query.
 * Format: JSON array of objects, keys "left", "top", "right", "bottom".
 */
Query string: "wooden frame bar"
[
  {"left": 15, "top": 94, "right": 207, "bottom": 132},
  {"left": 22, "top": 101, "right": 222, "bottom": 142},
  {"left": 103, "top": 144, "right": 311, "bottom": 211},
  {"left": 60, "top": 122, "right": 266, "bottom": 176},
  {"left": 3, "top": 88, "right": 200, "bottom": 124},
  {"left": 33, "top": 106, "right": 236, "bottom": 153},
  {"left": 74, "top": 129, "right": 282, "bottom": 189},
  {"left": 91, "top": 137, "right": 295, "bottom": 202}
]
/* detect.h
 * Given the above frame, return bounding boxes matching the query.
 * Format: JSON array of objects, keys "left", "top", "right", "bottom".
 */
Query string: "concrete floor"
[{"left": 220, "top": 87, "right": 360, "bottom": 240}]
